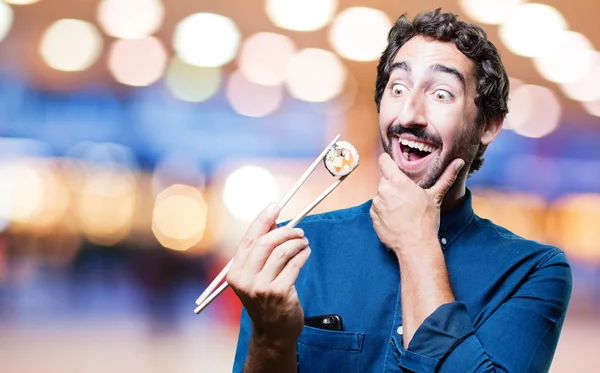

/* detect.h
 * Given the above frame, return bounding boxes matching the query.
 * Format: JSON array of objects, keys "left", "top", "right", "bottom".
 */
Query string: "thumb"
[{"left": 429, "top": 159, "right": 464, "bottom": 205}]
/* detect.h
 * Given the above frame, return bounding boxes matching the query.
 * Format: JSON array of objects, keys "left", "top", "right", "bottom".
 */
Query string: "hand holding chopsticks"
[{"left": 194, "top": 134, "right": 358, "bottom": 314}]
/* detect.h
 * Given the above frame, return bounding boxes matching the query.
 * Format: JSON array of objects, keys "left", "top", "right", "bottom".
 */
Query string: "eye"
[
  {"left": 433, "top": 89, "right": 452, "bottom": 101},
  {"left": 391, "top": 83, "right": 408, "bottom": 97}
]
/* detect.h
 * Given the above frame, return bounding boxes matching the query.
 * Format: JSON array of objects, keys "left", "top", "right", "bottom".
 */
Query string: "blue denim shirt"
[{"left": 233, "top": 190, "right": 572, "bottom": 372}]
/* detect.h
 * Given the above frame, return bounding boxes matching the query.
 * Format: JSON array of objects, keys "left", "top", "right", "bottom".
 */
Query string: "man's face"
[{"left": 379, "top": 36, "right": 481, "bottom": 189}]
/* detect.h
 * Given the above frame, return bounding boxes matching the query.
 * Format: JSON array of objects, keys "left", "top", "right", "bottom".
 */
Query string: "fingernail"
[
  {"left": 294, "top": 228, "right": 304, "bottom": 236},
  {"left": 455, "top": 160, "right": 465, "bottom": 171},
  {"left": 266, "top": 202, "right": 279, "bottom": 212}
]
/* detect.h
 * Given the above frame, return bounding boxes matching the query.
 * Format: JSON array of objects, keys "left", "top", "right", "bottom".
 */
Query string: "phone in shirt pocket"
[{"left": 298, "top": 314, "right": 364, "bottom": 372}]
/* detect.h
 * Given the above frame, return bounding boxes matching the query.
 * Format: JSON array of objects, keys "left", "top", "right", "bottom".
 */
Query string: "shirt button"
[
  {"left": 440, "top": 237, "right": 447, "bottom": 245},
  {"left": 397, "top": 326, "right": 403, "bottom": 335}
]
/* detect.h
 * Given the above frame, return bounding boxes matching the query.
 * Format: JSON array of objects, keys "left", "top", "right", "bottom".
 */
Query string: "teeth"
[{"left": 399, "top": 137, "right": 435, "bottom": 153}]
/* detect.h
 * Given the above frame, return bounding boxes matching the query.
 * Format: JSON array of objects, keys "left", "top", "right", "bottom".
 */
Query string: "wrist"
[
  {"left": 251, "top": 328, "right": 299, "bottom": 353},
  {"left": 395, "top": 235, "right": 442, "bottom": 262}
]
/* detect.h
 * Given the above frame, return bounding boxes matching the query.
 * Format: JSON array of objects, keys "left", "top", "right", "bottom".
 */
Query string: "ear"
[{"left": 480, "top": 116, "right": 503, "bottom": 145}]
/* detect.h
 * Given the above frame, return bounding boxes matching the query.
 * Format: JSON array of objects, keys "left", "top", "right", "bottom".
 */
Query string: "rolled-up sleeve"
[{"left": 397, "top": 251, "right": 572, "bottom": 373}]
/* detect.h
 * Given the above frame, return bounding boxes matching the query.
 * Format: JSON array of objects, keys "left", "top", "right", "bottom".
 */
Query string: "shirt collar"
[{"left": 438, "top": 188, "right": 475, "bottom": 248}]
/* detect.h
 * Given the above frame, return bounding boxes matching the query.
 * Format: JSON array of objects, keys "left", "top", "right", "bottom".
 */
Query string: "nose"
[{"left": 395, "top": 90, "right": 427, "bottom": 128}]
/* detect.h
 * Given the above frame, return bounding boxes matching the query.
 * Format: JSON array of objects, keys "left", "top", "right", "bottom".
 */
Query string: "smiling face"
[{"left": 379, "top": 36, "right": 483, "bottom": 189}]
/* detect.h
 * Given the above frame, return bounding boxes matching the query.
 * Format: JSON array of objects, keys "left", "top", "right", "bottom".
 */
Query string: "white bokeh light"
[
  {"left": 459, "top": 0, "right": 524, "bottom": 25},
  {"left": 499, "top": 4, "right": 567, "bottom": 58},
  {"left": 173, "top": 13, "right": 240, "bottom": 67},
  {"left": 509, "top": 84, "right": 561, "bottom": 138},
  {"left": 108, "top": 37, "right": 168, "bottom": 87},
  {"left": 533, "top": 32, "right": 595, "bottom": 84},
  {"left": 559, "top": 52, "right": 600, "bottom": 102},
  {"left": 165, "top": 58, "right": 222, "bottom": 102},
  {"left": 4, "top": 0, "right": 40, "bottom": 4},
  {"left": 223, "top": 166, "right": 280, "bottom": 221},
  {"left": 40, "top": 19, "right": 103, "bottom": 72},
  {"left": 266, "top": 0, "right": 337, "bottom": 32},
  {"left": 582, "top": 100, "right": 600, "bottom": 117},
  {"left": 97, "top": 0, "right": 164, "bottom": 39},
  {"left": 226, "top": 70, "right": 283, "bottom": 117},
  {"left": 285, "top": 48, "right": 346, "bottom": 102},
  {"left": 238, "top": 32, "right": 296, "bottom": 86},
  {"left": 0, "top": 2, "right": 13, "bottom": 44},
  {"left": 329, "top": 7, "right": 391, "bottom": 62}
]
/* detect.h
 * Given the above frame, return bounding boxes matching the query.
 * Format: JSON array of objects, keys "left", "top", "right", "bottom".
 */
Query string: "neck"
[{"left": 440, "top": 173, "right": 467, "bottom": 214}]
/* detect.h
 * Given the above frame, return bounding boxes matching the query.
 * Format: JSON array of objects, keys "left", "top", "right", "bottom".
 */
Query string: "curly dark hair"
[{"left": 374, "top": 9, "right": 509, "bottom": 174}]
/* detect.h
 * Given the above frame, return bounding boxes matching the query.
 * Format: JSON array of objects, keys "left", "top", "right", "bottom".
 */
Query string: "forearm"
[
  {"left": 398, "top": 239, "right": 455, "bottom": 349},
  {"left": 243, "top": 333, "right": 298, "bottom": 373}
]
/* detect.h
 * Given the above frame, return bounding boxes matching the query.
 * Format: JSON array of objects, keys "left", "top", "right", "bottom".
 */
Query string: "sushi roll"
[{"left": 323, "top": 140, "right": 359, "bottom": 177}]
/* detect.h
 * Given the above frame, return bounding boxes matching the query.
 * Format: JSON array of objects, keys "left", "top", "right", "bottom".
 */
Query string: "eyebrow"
[{"left": 390, "top": 61, "right": 466, "bottom": 90}]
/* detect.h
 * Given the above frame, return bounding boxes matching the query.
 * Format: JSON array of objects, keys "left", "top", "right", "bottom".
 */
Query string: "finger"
[
  {"left": 257, "top": 237, "right": 310, "bottom": 284},
  {"left": 428, "top": 158, "right": 464, "bottom": 204},
  {"left": 379, "top": 152, "right": 400, "bottom": 180},
  {"left": 231, "top": 203, "right": 280, "bottom": 272},
  {"left": 271, "top": 247, "right": 311, "bottom": 288},
  {"left": 243, "top": 227, "right": 306, "bottom": 276}
]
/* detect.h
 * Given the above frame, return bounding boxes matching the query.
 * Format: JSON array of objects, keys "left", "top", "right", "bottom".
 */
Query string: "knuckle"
[{"left": 239, "top": 235, "right": 254, "bottom": 249}]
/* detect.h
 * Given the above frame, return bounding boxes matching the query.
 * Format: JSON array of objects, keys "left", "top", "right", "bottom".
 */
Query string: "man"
[{"left": 228, "top": 9, "right": 572, "bottom": 373}]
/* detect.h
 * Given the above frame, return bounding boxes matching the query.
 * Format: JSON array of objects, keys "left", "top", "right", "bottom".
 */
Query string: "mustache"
[{"left": 387, "top": 125, "right": 442, "bottom": 148}]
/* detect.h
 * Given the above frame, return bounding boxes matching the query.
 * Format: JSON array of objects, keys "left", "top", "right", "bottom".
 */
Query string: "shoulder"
[{"left": 470, "top": 214, "right": 569, "bottom": 267}]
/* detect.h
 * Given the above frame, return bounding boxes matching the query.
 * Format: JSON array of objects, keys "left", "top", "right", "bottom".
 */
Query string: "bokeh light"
[
  {"left": 238, "top": 32, "right": 296, "bottom": 86},
  {"left": 173, "top": 12, "right": 240, "bottom": 67},
  {"left": 266, "top": 0, "right": 337, "bottom": 32},
  {"left": 108, "top": 37, "right": 167, "bottom": 87},
  {"left": 559, "top": 51, "right": 600, "bottom": 102},
  {"left": 97, "top": 0, "right": 164, "bottom": 39},
  {"left": 39, "top": 19, "right": 103, "bottom": 72},
  {"left": 533, "top": 32, "right": 595, "bottom": 84},
  {"left": 223, "top": 165, "right": 280, "bottom": 221},
  {"left": 152, "top": 184, "right": 208, "bottom": 252},
  {"left": 508, "top": 84, "right": 561, "bottom": 138},
  {"left": 76, "top": 169, "right": 136, "bottom": 246},
  {"left": 4, "top": 0, "right": 39, "bottom": 4},
  {"left": 285, "top": 48, "right": 346, "bottom": 102},
  {"left": 0, "top": 2, "right": 13, "bottom": 44},
  {"left": 499, "top": 4, "right": 567, "bottom": 58},
  {"left": 459, "top": 0, "right": 524, "bottom": 25},
  {"left": 329, "top": 7, "right": 391, "bottom": 62},
  {"left": 502, "top": 77, "right": 524, "bottom": 130},
  {"left": 226, "top": 70, "right": 283, "bottom": 117},
  {"left": 582, "top": 100, "right": 600, "bottom": 117},
  {"left": 165, "top": 58, "right": 221, "bottom": 102}
]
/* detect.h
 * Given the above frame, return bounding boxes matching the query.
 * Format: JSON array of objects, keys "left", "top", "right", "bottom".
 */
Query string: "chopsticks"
[{"left": 194, "top": 134, "right": 349, "bottom": 315}]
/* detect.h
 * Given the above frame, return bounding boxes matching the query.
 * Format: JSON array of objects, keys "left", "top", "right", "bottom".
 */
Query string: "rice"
[{"left": 323, "top": 140, "right": 359, "bottom": 177}]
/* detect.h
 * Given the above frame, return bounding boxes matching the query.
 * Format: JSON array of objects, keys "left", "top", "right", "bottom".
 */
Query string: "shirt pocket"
[{"left": 297, "top": 325, "right": 364, "bottom": 372}]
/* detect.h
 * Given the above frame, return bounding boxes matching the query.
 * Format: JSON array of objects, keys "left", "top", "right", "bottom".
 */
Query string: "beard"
[{"left": 381, "top": 123, "right": 480, "bottom": 189}]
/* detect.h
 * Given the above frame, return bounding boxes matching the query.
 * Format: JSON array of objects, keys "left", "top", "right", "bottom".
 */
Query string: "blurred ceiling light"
[
  {"left": 533, "top": 32, "right": 595, "bottom": 84},
  {"left": 499, "top": 4, "right": 567, "bottom": 58},
  {"left": 285, "top": 48, "right": 346, "bottom": 102},
  {"left": 152, "top": 184, "right": 208, "bottom": 252},
  {"left": 77, "top": 170, "right": 136, "bottom": 246},
  {"left": 582, "top": 100, "right": 600, "bottom": 117},
  {"left": 0, "top": 162, "right": 44, "bottom": 224},
  {"left": 97, "top": 0, "right": 164, "bottom": 39},
  {"left": 108, "top": 36, "right": 167, "bottom": 87},
  {"left": 226, "top": 70, "right": 283, "bottom": 117},
  {"left": 4, "top": 0, "right": 39, "bottom": 4},
  {"left": 266, "top": 0, "right": 337, "bottom": 32},
  {"left": 173, "top": 12, "right": 240, "bottom": 67},
  {"left": 238, "top": 32, "right": 296, "bottom": 86},
  {"left": 39, "top": 19, "right": 103, "bottom": 72},
  {"left": 0, "top": 2, "right": 13, "bottom": 44},
  {"left": 459, "top": 0, "right": 524, "bottom": 25},
  {"left": 165, "top": 58, "right": 221, "bottom": 102},
  {"left": 559, "top": 51, "right": 600, "bottom": 102},
  {"left": 223, "top": 165, "right": 280, "bottom": 221},
  {"left": 508, "top": 84, "right": 561, "bottom": 138},
  {"left": 328, "top": 7, "right": 391, "bottom": 61}
]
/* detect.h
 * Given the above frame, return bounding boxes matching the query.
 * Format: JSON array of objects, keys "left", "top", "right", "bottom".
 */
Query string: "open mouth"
[{"left": 399, "top": 137, "right": 437, "bottom": 162}]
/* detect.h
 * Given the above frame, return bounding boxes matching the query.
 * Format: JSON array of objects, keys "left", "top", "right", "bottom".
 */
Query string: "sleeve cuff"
[{"left": 397, "top": 302, "right": 475, "bottom": 372}]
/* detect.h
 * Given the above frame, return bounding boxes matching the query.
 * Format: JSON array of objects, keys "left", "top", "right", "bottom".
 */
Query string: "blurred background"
[{"left": 0, "top": 0, "right": 598, "bottom": 371}]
